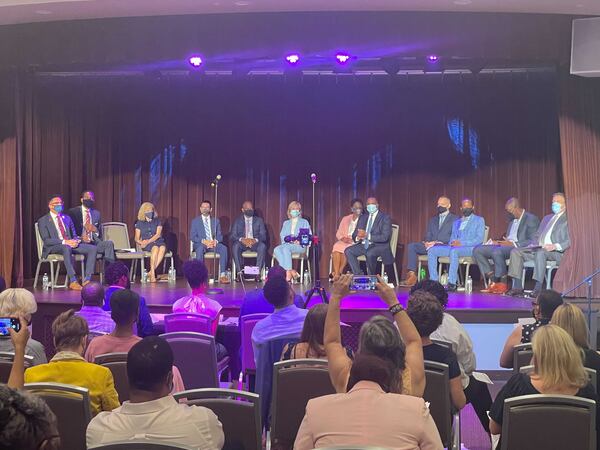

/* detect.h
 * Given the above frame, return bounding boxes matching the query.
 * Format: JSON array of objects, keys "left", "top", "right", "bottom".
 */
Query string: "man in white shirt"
[
  {"left": 507, "top": 193, "right": 570, "bottom": 298},
  {"left": 87, "top": 336, "right": 224, "bottom": 450}
]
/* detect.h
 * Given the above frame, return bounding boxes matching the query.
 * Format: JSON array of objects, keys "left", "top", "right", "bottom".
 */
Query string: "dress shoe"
[
  {"left": 445, "top": 283, "right": 458, "bottom": 292},
  {"left": 506, "top": 288, "right": 525, "bottom": 297},
  {"left": 527, "top": 289, "right": 541, "bottom": 299},
  {"left": 82, "top": 279, "right": 91, "bottom": 287},
  {"left": 399, "top": 271, "right": 418, "bottom": 287},
  {"left": 480, "top": 282, "right": 497, "bottom": 293},
  {"left": 68, "top": 281, "right": 83, "bottom": 291},
  {"left": 482, "top": 282, "right": 509, "bottom": 294},
  {"left": 219, "top": 275, "right": 231, "bottom": 284}
]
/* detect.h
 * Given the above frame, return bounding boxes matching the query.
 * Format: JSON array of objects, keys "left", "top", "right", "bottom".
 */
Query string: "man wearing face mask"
[
  {"left": 427, "top": 198, "right": 485, "bottom": 291},
  {"left": 400, "top": 196, "right": 458, "bottom": 287},
  {"left": 190, "top": 200, "right": 229, "bottom": 284},
  {"left": 37, "top": 195, "right": 98, "bottom": 291},
  {"left": 230, "top": 200, "right": 267, "bottom": 280},
  {"left": 345, "top": 197, "right": 395, "bottom": 277},
  {"left": 68, "top": 190, "right": 116, "bottom": 266},
  {"left": 506, "top": 193, "right": 570, "bottom": 298}
]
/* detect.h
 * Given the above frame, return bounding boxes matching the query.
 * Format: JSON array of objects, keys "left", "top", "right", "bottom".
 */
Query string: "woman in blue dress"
[
  {"left": 134, "top": 202, "right": 166, "bottom": 282},
  {"left": 273, "top": 201, "right": 311, "bottom": 282}
]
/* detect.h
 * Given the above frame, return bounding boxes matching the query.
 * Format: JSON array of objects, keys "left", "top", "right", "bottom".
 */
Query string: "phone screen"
[
  {"left": 0, "top": 318, "right": 20, "bottom": 336},
  {"left": 351, "top": 275, "right": 378, "bottom": 291}
]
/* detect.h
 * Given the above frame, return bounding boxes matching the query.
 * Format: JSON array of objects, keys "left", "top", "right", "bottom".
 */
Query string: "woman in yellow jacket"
[{"left": 25, "top": 309, "right": 120, "bottom": 415}]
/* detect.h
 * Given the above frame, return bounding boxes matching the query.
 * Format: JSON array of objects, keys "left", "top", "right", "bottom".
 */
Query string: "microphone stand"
[
  {"left": 562, "top": 266, "right": 600, "bottom": 349},
  {"left": 304, "top": 174, "right": 328, "bottom": 307},
  {"left": 206, "top": 177, "right": 224, "bottom": 295}
]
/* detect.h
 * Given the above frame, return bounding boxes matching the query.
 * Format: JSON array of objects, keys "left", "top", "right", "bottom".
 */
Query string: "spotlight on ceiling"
[
  {"left": 427, "top": 55, "right": 440, "bottom": 63},
  {"left": 335, "top": 52, "right": 352, "bottom": 65},
  {"left": 285, "top": 54, "right": 301, "bottom": 65},
  {"left": 188, "top": 56, "right": 203, "bottom": 68}
]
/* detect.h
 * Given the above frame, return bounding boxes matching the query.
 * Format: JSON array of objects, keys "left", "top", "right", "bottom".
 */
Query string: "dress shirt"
[
  {"left": 86, "top": 395, "right": 224, "bottom": 450},
  {"left": 238, "top": 290, "right": 305, "bottom": 325},
  {"left": 438, "top": 211, "right": 449, "bottom": 229},
  {"left": 507, "top": 210, "right": 524, "bottom": 243},
  {"left": 430, "top": 312, "right": 476, "bottom": 389},
  {"left": 541, "top": 210, "right": 565, "bottom": 250},
  {"left": 458, "top": 215, "right": 471, "bottom": 231},
  {"left": 75, "top": 306, "right": 115, "bottom": 335},
  {"left": 348, "top": 217, "right": 359, "bottom": 236},
  {"left": 366, "top": 210, "right": 379, "bottom": 240},
  {"left": 50, "top": 211, "right": 67, "bottom": 242},
  {"left": 244, "top": 216, "right": 254, "bottom": 239}
]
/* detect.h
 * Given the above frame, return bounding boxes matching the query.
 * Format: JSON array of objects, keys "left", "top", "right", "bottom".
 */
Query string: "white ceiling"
[{"left": 0, "top": 0, "right": 598, "bottom": 26}]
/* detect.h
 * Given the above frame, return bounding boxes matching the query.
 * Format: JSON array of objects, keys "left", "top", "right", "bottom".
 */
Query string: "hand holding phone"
[{"left": 0, "top": 317, "right": 21, "bottom": 336}]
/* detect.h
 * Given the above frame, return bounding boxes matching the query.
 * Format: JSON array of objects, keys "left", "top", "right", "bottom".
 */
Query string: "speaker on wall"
[{"left": 571, "top": 17, "right": 600, "bottom": 77}]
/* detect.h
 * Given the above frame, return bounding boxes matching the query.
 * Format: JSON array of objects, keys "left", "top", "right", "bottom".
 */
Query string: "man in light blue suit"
[
  {"left": 190, "top": 200, "right": 229, "bottom": 284},
  {"left": 427, "top": 198, "right": 485, "bottom": 291}
]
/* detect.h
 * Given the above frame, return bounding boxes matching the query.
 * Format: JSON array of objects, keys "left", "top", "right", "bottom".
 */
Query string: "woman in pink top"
[
  {"left": 294, "top": 354, "right": 443, "bottom": 450},
  {"left": 330, "top": 199, "right": 363, "bottom": 280}
]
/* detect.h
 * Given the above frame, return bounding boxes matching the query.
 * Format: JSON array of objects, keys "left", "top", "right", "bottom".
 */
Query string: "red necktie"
[
  {"left": 57, "top": 215, "right": 68, "bottom": 240},
  {"left": 85, "top": 209, "right": 93, "bottom": 239}
]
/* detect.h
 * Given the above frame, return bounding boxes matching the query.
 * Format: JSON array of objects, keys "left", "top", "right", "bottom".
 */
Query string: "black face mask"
[
  {"left": 82, "top": 199, "right": 94, "bottom": 209},
  {"left": 145, "top": 211, "right": 154, "bottom": 220},
  {"left": 437, "top": 206, "right": 448, "bottom": 214},
  {"left": 243, "top": 209, "right": 254, "bottom": 217},
  {"left": 461, "top": 208, "right": 474, "bottom": 217}
]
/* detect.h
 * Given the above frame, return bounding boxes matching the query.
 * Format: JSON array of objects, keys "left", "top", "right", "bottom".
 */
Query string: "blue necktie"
[
  {"left": 204, "top": 217, "right": 212, "bottom": 240},
  {"left": 364, "top": 214, "right": 374, "bottom": 249}
]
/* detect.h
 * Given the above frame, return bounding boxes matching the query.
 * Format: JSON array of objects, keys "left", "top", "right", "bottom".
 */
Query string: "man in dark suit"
[
  {"left": 400, "top": 196, "right": 458, "bottom": 287},
  {"left": 473, "top": 197, "right": 540, "bottom": 294},
  {"left": 190, "top": 200, "right": 229, "bottom": 284},
  {"left": 37, "top": 194, "right": 98, "bottom": 290},
  {"left": 345, "top": 197, "right": 395, "bottom": 276},
  {"left": 507, "top": 193, "right": 570, "bottom": 298},
  {"left": 67, "top": 190, "right": 116, "bottom": 265},
  {"left": 230, "top": 200, "right": 267, "bottom": 280}
]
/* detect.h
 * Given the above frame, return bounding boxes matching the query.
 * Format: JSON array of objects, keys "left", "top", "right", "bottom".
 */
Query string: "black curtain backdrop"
[{"left": 6, "top": 71, "right": 561, "bottom": 281}]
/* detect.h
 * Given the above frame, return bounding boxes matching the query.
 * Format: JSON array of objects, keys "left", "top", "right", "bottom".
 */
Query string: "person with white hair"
[{"left": 0, "top": 288, "right": 47, "bottom": 365}]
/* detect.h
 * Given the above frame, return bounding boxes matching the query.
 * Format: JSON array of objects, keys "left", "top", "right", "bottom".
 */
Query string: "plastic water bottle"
[
  {"left": 440, "top": 271, "right": 449, "bottom": 286},
  {"left": 419, "top": 267, "right": 427, "bottom": 280},
  {"left": 168, "top": 266, "right": 176, "bottom": 284},
  {"left": 226, "top": 269, "right": 232, "bottom": 283},
  {"left": 465, "top": 276, "right": 473, "bottom": 294},
  {"left": 383, "top": 272, "right": 389, "bottom": 284},
  {"left": 42, "top": 273, "right": 50, "bottom": 290},
  {"left": 303, "top": 271, "right": 310, "bottom": 285},
  {"left": 141, "top": 267, "right": 148, "bottom": 284}
]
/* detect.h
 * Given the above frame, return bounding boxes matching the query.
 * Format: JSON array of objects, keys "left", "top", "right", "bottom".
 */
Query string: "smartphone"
[
  {"left": 0, "top": 318, "right": 21, "bottom": 336},
  {"left": 351, "top": 275, "right": 378, "bottom": 291}
]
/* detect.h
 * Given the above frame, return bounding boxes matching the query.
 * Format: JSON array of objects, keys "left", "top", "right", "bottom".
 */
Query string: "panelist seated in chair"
[
  {"left": 330, "top": 198, "right": 364, "bottom": 280},
  {"left": 506, "top": 192, "right": 570, "bottom": 298},
  {"left": 427, "top": 198, "right": 485, "bottom": 292},
  {"left": 67, "top": 190, "right": 116, "bottom": 265},
  {"left": 473, "top": 197, "right": 539, "bottom": 295},
  {"left": 38, "top": 194, "right": 98, "bottom": 291},
  {"left": 230, "top": 200, "right": 267, "bottom": 279},
  {"left": 190, "top": 200, "right": 229, "bottom": 284},
  {"left": 400, "top": 196, "right": 458, "bottom": 287},
  {"left": 273, "top": 201, "right": 311, "bottom": 282},
  {"left": 345, "top": 197, "right": 394, "bottom": 276},
  {"left": 134, "top": 202, "right": 166, "bottom": 283}
]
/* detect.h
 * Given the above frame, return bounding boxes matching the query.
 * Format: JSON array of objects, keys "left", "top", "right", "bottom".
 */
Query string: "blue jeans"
[
  {"left": 427, "top": 245, "right": 475, "bottom": 285},
  {"left": 273, "top": 243, "right": 305, "bottom": 270}
]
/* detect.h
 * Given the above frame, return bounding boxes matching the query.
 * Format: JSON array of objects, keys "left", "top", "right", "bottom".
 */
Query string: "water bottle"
[
  {"left": 303, "top": 271, "right": 310, "bottom": 285},
  {"left": 141, "top": 267, "right": 148, "bottom": 284},
  {"left": 419, "top": 267, "right": 427, "bottom": 280},
  {"left": 226, "top": 269, "right": 232, "bottom": 283},
  {"left": 465, "top": 276, "right": 473, "bottom": 294},
  {"left": 440, "top": 271, "right": 449, "bottom": 286},
  {"left": 42, "top": 273, "right": 50, "bottom": 290},
  {"left": 383, "top": 272, "right": 389, "bottom": 284},
  {"left": 168, "top": 266, "right": 176, "bottom": 284}
]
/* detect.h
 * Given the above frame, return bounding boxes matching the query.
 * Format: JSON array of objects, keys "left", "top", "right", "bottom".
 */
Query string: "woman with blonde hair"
[
  {"left": 134, "top": 202, "right": 166, "bottom": 282},
  {"left": 552, "top": 302, "right": 600, "bottom": 377},
  {"left": 273, "top": 201, "right": 311, "bottom": 282},
  {"left": 489, "top": 325, "right": 599, "bottom": 444}
]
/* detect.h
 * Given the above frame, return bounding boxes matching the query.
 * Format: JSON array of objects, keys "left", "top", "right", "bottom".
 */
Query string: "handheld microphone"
[{"left": 310, "top": 173, "right": 317, "bottom": 184}]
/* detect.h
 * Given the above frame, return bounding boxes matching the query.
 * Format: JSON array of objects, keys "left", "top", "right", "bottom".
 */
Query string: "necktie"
[
  {"left": 245, "top": 218, "right": 250, "bottom": 238},
  {"left": 364, "top": 214, "right": 374, "bottom": 249},
  {"left": 57, "top": 215, "right": 68, "bottom": 240},
  {"left": 204, "top": 217, "right": 212, "bottom": 240},
  {"left": 539, "top": 214, "right": 559, "bottom": 245},
  {"left": 85, "top": 209, "right": 93, "bottom": 239}
]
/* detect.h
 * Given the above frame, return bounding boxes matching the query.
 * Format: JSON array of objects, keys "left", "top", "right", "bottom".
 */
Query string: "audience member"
[
  {"left": 552, "top": 303, "right": 600, "bottom": 379},
  {"left": 25, "top": 310, "right": 120, "bottom": 415},
  {"left": 499, "top": 289, "right": 563, "bottom": 368},
  {"left": 104, "top": 261, "right": 155, "bottom": 337},
  {"left": 6, "top": 316, "right": 30, "bottom": 389},
  {"left": 0, "top": 289, "right": 47, "bottom": 366},
  {"left": 281, "top": 304, "right": 353, "bottom": 361},
  {"left": 325, "top": 274, "right": 425, "bottom": 397},
  {"left": 0, "top": 275, "right": 6, "bottom": 293},
  {"left": 75, "top": 281, "right": 114, "bottom": 334},
  {"left": 294, "top": 353, "right": 443, "bottom": 450},
  {"left": 410, "top": 280, "right": 491, "bottom": 432},
  {"left": 251, "top": 274, "right": 309, "bottom": 365},
  {"left": 0, "top": 384, "right": 59, "bottom": 450},
  {"left": 86, "top": 337, "right": 224, "bottom": 449},
  {"left": 490, "top": 325, "right": 599, "bottom": 446},
  {"left": 407, "top": 291, "right": 466, "bottom": 410}
]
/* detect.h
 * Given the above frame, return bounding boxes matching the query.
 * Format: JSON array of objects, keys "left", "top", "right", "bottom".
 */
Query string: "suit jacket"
[
  {"left": 506, "top": 211, "right": 540, "bottom": 248},
  {"left": 424, "top": 213, "right": 459, "bottom": 243},
  {"left": 190, "top": 215, "right": 224, "bottom": 250},
  {"left": 533, "top": 212, "right": 570, "bottom": 252},
  {"left": 230, "top": 215, "right": 267, "bottom": 244},
  {"left": 38, "top": 212, "right": 79, "bottom": 258},
  {"left": 450, "top": 214, "right": 485, "bottom": 247},
  {"left": 279, "top": 218, "right": 311, "bottom": 243},
  {"left": 351, "top": 211, "right": 395, "bottom": 264},
  {"left": 67, "top": 206, "right": 103, "bottom": 242}
]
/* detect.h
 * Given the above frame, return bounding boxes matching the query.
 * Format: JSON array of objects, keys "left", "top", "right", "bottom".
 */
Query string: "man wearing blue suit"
[
  {"left": 400, "top": 196, "right": 458, "bottom": 287},
  {"left": 427, "top": 198, "right": 485, "bottom": 291},
  {"left": 230, "top": 200, "right": 267, "bottom": 279},
  {"left": 190, "top": 200, "right": 229, "bottom": 284},
  {"left": 67, "top": 190, "right": 116, "bottom": 264},
  {"left": 37, "top": 194, "right": 98, "bottom": 290},
  {"left": 345, "top": 197, "right": 395, "bottom": 276}
]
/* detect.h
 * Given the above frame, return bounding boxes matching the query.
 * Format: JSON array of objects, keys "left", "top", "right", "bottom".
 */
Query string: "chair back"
[
  {"left": 89, "top": 442, "right": 194, "bottom": 449},
  {"left": 520, "top": 365, "right": 597, "bottom": 392},
  {"left": 164, "top": 312, "right": 214, "bottom": 335},
  {"left": 513, "top": 343, "right": 533, "bottom": 373},
  {"left": 270, "top": 359, "right": 336, "bottom": 448},
  {"left": 101, "top": 222, "right": 132, "bottom": 250},
  {"left": 24, "top": 382, "right": 92, "bottom": 450},
  {"left": 174, "top": 388, "right": 261, "bottom": 450},
  {"left": 431, "top": 339, "right": 454, "bottom": 350},
  {"left": 500, "top": 394, "right": 596, "bottom": 450},
  {"left": 240, "top": 313, "right": 270, "bottom": 374},
  {"left": 34, "top": 222, "right": 44, "bottom": 260},
  {"left": 390, "top": 224, "right": 400, "bottom": 257},
  {"left": 160, "top": 332, "right": 219, "bottom": 389},
  {"left": 0, "top": 352, "right": 35, "bottom": 383},
  {"left": 423, "top": 361, "right": 452, "bottom": 448},
  {"left": 483, "top": 226, "right": 490, "bottom": 243},
  {"left": 94, "top": 352, "right": 130, "bottom": 402}
]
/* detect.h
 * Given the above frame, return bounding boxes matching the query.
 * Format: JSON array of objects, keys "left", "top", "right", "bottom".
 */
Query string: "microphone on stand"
[
  {"left": 210, "top": 174, "right": 222, "bottom": 187},
  {"left": 310, "top": 173, "right": 317, "bottom": 184}
]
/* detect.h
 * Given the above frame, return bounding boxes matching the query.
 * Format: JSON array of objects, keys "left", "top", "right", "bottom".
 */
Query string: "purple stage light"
[
  {"left": 427, "top": 55, "right": 439, "bottom": 63},
  {"left": 188, "top": 55, "right": 203, "bottom": 67},
  {"left": 335, "top": 53, "right": 351, "bottom": 64},
  {"left": 285, "top": 53, "right": 300, "bottom": 65}
]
